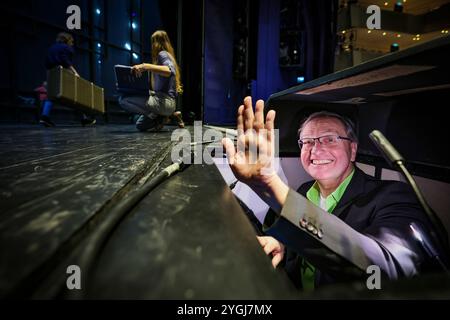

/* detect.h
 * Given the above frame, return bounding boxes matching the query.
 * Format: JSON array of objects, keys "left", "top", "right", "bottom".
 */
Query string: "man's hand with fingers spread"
[
  {"left": 222, "top": 97, "right": 276, "bottom": 185},
  {"left": 257, "top": 236, "right": 285, "bottom": 268},
  {"left": 223, "top": 97, "right": 289, "bottom": 268},
  {"left": 222, "top": 96, "right": 289, "bottom": 213}
]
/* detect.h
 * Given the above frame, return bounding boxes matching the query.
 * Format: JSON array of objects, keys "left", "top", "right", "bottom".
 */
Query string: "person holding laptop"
[{"left": 118, "top": 30, "right": 184, "bottom": 131}]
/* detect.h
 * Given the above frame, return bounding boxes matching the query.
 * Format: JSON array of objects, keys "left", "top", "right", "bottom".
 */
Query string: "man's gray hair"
[{"left": 298, "top": 111, "right": 358, "bottom": 143}]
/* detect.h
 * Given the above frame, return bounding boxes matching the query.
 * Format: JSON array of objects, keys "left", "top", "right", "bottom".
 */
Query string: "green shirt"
[{"left": 301, "top": 168, "right": 355, "bottom": 291}]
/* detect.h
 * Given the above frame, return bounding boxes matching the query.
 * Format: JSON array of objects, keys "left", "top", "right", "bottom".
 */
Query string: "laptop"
[{"left": 114, "top": 64, "right": 150, "bottom": 95}]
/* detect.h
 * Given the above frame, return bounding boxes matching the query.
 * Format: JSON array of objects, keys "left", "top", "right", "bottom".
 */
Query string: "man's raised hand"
[{"left": 222, "top": 96, "right": 276, "bottom": 187}]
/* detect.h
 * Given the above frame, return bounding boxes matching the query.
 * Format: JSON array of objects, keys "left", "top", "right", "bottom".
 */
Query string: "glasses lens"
[
  {"left": 299, "top": 138, "right": 314, "bottom": 148},
  {"left": 320, "top": 135, "right": 338, "bottom": 146}
]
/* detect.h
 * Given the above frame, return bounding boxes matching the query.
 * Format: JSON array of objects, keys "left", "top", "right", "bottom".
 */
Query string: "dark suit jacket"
[{"left": 264, "top": 167, "right": 447, "bottom": 289}]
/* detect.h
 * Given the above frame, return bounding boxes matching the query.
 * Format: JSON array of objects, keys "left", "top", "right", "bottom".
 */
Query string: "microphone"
[
  {"left": 369, "top": 130, "right": 449, "bottom": 272},
  {"left": 369, "top": 130, "right": 404, "bottom": 166}
]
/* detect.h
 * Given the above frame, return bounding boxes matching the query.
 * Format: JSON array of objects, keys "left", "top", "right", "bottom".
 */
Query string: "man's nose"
[{"left": 310, "top": 140, "right": 325, "bottom": 153}]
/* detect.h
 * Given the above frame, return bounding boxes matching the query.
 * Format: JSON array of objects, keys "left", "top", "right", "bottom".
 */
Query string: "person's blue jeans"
[
  {"left": 118, "top": 92, "right": 175, "bottom": 131},
  {"left": 42, "top": 100, "right": 53, "bottom": 117}
]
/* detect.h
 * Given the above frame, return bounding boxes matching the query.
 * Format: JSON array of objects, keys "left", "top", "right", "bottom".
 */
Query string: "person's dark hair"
[
  {"left": 56, "top": 32, "right": 74, "bottom": 45},
  {"left": 298, "top": 111, "right": 358, "bottom": 143}
]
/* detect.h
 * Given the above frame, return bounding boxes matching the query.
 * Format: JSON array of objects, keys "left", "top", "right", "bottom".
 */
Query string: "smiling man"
[
  {"left": 222, "top": 97, "right": 447, "bottom": 291},
  {"left": 298, "top": 113, "right": 357, "bottom": 198}
]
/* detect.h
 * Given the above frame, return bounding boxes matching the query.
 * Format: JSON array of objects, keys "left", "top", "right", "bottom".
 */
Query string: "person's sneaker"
[
  {"left": 39, "top": 115, "right": 55, "bottom": 127},
  {"left": 81, "top": 118, "right": 96, "bottom": 126},
  {"left": 136, "top": 114, "right": 157, "bottom": 131},
  {"left": 170, "top": 111, "right": 185, "bottom": 128}
]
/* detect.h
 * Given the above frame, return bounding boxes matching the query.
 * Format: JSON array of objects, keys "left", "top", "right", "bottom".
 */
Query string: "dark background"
[{"left": 0, "top": 0, "right": 337, "bottom": 125}]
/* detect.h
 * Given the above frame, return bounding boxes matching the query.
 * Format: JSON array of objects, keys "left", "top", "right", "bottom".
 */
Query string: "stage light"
[
  {"left": 96, "top": 8, "right": 101, "bottom": 15},
  {"left": 97, "top": 43, "right": 101, "bottom": 48},
  {"left": 131, "top": 22, "right": 137, "bottom": 30},
  {"left": 390, "top": 43, "right": 399, "bottom": 52},
  {"left": 394, "top": 1, "right": 403, "bottom": 12},
  {"left": 124, "top": 42, "right": 131, "bottom": 51},
  {"left": 297, "top": 76, "right": 305, "bottom": 84},
  {"left": 384, "top": 2, "right": 388, "bottom": 6},
  {"left": 132, "top": 53, "right": 139, "bottom": 60}
]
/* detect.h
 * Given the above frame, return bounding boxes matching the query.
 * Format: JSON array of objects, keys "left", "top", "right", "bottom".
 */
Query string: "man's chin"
[{"left": 307, "top": 166, "right": 336, "bottom": 180}]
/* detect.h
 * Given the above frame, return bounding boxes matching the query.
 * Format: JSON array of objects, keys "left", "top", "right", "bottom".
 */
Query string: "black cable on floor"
[{"left": 65, "top": 156, "right": 189, "bottom": 299}]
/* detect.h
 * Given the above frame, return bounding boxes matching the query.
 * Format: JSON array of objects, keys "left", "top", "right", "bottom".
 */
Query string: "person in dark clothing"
[
  {"left": 222, "top": 97, "right": 448, "bottom": 291},
  {"left": 44, "top": 33, "right": 78, "bottom": 76},
  {"left": 40, "top": 32, "right": 95, "bottom": 127}
]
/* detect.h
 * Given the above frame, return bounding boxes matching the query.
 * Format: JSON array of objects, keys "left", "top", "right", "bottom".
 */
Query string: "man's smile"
[{"left": 310, "top": 159, "right": 334, "bottom": 165}]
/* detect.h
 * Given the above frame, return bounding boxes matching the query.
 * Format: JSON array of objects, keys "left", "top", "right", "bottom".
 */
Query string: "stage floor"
[{"left": 0, "top": 124, "right": 297, "bottom": 299}]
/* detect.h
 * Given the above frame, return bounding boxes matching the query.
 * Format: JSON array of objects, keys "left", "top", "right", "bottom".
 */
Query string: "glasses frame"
[{"left": 298, "top": 134, "right": 352, "bottom": 149}]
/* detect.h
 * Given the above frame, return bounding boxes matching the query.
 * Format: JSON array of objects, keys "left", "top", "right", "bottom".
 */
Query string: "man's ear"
[{"left": 350, "top": 142, "right": 358, "bottom": 162}]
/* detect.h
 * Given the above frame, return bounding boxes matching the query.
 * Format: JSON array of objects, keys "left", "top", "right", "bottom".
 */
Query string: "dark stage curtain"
[{"left": 301, "top": 0, "right": 338, "bottom": 81}]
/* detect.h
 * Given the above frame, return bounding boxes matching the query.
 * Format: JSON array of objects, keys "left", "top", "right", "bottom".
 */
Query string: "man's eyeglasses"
[{"left": 298, "top": 135, "right": 352, "bottom": 149}]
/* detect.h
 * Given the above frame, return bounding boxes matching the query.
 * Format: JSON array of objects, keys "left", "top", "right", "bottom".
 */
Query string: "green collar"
[
  {"left": 306, "top": 168, "right": 355, "bottom": 213},
  {"left": 302, "top": 168, "right": 355, "bottom": 291}
]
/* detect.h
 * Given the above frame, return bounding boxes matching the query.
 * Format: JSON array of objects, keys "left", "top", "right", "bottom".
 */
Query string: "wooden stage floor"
[{"left": 0, "top": 124, "right": 297, "bottom": 299}]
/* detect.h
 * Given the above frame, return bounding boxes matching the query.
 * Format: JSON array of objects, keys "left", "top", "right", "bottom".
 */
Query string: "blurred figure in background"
[
  {"left": 40, "top": 32, "right": 96, "bottom": 127},
  {"left": 118, "top": 30, "right": 184, "bottom": 132}
]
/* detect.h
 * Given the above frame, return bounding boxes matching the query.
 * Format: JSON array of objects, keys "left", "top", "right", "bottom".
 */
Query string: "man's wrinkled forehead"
[{"left": 300, "top": 117, "right": 347, "bottom": 137}]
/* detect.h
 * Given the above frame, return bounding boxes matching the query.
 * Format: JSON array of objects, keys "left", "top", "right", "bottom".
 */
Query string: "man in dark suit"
[{"left": 222, "top": 96, "right": 447, "bottom": 290}]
